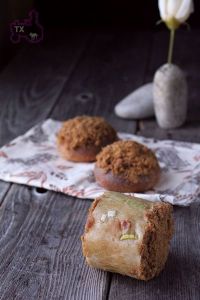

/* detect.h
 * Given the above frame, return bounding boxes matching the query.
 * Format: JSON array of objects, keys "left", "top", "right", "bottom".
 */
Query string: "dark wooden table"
[{"left": 0, "top": 28, "right": 200, "bottom": 300}]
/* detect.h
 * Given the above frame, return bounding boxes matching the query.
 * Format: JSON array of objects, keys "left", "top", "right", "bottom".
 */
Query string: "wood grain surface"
[
  {"left": 0, "top": 29, "right": 91, "bottom": 147},
  {"left": 0, "top": 29, "right": 199, "bottom": 300}
]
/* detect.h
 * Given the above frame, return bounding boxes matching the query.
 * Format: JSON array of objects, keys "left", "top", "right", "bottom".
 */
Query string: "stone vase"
[{"left": 153, "top": 63, "right": 188, "bottom": 129}]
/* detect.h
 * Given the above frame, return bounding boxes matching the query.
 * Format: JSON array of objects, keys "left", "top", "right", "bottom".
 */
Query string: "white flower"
[{"left": 158, "top": 0, "right": 194, "bottom": 29}]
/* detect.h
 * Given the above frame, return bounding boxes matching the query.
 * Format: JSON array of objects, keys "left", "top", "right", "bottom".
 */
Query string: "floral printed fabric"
[{"left": 0, "top": 119, "right": 200, "bottom": 206}]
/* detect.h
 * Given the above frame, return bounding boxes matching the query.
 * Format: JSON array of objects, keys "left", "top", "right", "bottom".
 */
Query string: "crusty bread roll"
[
  {"left": 81, "top": 192, "right": 173, "bottom": 281},
  {"left": 57, "top": 116, "right": 117, "bottom": 162},
  {"left": 94, "top": 140, "right": 160, "bottom": 193},
  {"left": 94, "top": 165, "right": 160, "bottom": 193}
]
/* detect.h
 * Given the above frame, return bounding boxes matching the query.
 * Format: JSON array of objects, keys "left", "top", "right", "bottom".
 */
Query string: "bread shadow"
[{"left": 111, "top": 251, "right": 200, "bottom": 298}]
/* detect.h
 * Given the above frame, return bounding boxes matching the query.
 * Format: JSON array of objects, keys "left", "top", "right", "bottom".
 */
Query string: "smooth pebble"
[{"left": 114, "top": 83, "right": 154, "bottom": 119}]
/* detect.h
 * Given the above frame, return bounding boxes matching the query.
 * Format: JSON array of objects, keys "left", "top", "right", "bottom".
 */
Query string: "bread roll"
[
  {"left": 57, "top": 116, "right": 117, "bottom": 162},
  {"left": 81, "top": 192, "right": 173, "bottom": 281},
  {"left": 94, "top": 140, "right": 160, "bottom": 192}
]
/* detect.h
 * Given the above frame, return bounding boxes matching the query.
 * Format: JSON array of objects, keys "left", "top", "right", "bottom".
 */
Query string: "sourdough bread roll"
[{"left": 81, "top": 192, "right": 173, "bottom": 281}]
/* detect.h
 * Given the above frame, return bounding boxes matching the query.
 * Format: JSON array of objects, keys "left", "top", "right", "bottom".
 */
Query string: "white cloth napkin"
[{"left": 0, "top": 119, "right": 200, "bottom": 206}]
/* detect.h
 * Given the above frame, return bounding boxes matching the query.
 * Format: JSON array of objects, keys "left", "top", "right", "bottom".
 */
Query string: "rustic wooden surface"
[{"left": 0, "top": 29, "right": 199, "bottom": 300}]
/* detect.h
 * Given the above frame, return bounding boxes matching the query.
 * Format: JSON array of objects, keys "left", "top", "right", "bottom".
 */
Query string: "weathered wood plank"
[
  {"left": 0, "top": 30, "right": 152, "bottom": 299},
  {"left": 0, "top": 29, "right": 91, "bottom": 147},
  {"left": 0, "top": 185, "right": 109, "bottom": 300},
  {"left": 51, "top": 30, "right": 152, "bottom": 133},
  {"left": 0, "top": 181, "right": 10, "bottom": 206}
]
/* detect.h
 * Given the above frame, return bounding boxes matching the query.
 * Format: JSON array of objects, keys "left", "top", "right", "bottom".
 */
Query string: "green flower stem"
[{"left": 167, "top": 28, "right": 176, "bottom": 64}]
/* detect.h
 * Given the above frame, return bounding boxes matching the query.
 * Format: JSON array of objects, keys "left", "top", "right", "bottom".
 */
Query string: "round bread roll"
[
  {"left": 81, "top": 192, "right": 174, "bottom": 281},
  {"left": 57, "top": 116, "right": 117, "bottom": 162},
  {"left": 94, "top": 140, "right": 160, "bottom": 192}
]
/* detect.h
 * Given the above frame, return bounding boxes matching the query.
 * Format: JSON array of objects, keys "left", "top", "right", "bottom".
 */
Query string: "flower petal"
[
  {"left": 167, "top": 0, "right": 183, "bottom": 19},
  {"left": 158, "top": 0, "right": 168, "bottom": 20},
  {"left": 176, "top": 0, "right": 194, "bottom": 23}
]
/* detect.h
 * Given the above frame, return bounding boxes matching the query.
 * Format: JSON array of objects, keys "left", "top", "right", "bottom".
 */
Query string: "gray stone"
[
  {"left": 153, "top": 63, "right": 188, "bottom": 129},
  {"left": 114, "top": 83, "right": 154, "bottom": 119}
]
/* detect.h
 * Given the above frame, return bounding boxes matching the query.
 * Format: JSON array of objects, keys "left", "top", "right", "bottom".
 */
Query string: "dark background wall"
[
  {"left": 35, "top": 0, "right": 200, "bottom": 29},
  {"left": 0, "top": 0, "right": 33, "bottom": 69},
  {"left": 0, "top": 0, "right": 199, "bottom": 70}
]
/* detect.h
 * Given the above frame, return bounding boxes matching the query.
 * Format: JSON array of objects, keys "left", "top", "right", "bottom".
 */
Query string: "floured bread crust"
[{"left": 81, "top": 192, "right": 173, "bottom": 281}]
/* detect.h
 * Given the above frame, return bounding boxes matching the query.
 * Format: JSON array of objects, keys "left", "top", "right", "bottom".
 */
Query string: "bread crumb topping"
[
  {"left": 96, "top": 140, "right": 160, "bottom": 183},
  {"left": 57, "top": 116, "right": 117, "bottom": 150}
]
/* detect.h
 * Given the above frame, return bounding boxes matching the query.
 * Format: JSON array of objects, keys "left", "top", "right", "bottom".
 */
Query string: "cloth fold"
[{"left": 0, "top": 119, "right": 199, "bottom": 206}]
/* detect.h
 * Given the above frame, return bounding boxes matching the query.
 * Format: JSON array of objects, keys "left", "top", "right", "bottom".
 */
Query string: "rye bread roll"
[
  {"left": 57, "top": 116, "right": 117, "bottom": 162},
  {"left": 81, "top": 192, "right": 173, "bottom": 281},
  {"left": 94, "top": 140, "right": 160, "bottom": 192}
]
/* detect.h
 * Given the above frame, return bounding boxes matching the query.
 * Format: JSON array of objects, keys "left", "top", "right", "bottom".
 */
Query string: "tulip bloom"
[
  {"left": 159, "top": 0, "right": 194, "bottom": 30},
  {"left": 158, "top": 0, "right": 194, "bottom": 63}
]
